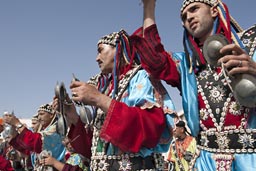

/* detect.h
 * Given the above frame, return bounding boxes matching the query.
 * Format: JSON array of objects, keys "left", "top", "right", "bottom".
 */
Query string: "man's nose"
[{"left": 187, "top": 12, "right": 194, "bottom": 22}]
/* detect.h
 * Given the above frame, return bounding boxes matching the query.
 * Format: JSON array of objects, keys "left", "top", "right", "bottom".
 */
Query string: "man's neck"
[{"left": 177, "top": 134, "right": 187, "bottom": 141}]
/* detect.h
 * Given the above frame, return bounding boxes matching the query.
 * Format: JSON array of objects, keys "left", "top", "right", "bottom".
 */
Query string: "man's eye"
[
  {"left": 181, "top": 14, "right": 187, "bottom": 22},
  {"left": 190, "top": 6, "right": 198, "bottom": 12}
]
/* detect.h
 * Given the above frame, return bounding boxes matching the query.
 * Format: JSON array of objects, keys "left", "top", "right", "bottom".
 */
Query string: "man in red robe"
[
  {"left": 0, "top": 119, "right": 14, "bottom": 171},
  {"left": 4, "top": 104, "right": 66, "bottom": 171},
  {"left": 52, "top": 29, "right": 176, "bottom": 171}
]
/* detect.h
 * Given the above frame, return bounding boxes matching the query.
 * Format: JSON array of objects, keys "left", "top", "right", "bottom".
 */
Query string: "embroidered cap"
[
  {"left": 97, "top": 31, "right": 120, "bottom": 47},
  {"left": 37, "top": 103, "right": 55, "bottom": 115},
  {"left": 181, "top": 0, "right": 218, "bottom": 13},
  {"left": 31, "top": 114, "right": 39, "bottom": 121}
]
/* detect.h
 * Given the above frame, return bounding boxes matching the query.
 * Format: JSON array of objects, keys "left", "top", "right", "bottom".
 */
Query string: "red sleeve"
[
  {"left": 62, "top": 164, "right": 83, "bottom": 171},
  {"left": 9, "top": 127, "right": 42, "bottom": 154},
  {"left": 8, "top": 137, "right": 31, "bottom": 156},
  {"left": 68, "top": 118, "right": 92, "bottom": 160},
  {"left": 131, "top": 24, "right": 180, "bottom": 88},
  {"left": 9, "top": 135, "right": 26, "bottom": 154},
  {"left": 0, "top": 155, "right": 14, "bottom": 171},
  {"left": 100, "top": 100, "right": 166, "bottom": 153}
]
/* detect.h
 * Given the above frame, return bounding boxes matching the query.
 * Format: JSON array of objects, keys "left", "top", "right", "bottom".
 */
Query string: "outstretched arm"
[
  {"left": 131, "top": 0, "right": 180, "bottom": 87},
  {"left": 142, "top": 0, "right": 156, "bottom": 32}
]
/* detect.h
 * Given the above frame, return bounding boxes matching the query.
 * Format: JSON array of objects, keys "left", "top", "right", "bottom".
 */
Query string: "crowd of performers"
[
  {"left": 0, "top": 106, "right": 88, "bottom": 171},
  {"left": 1, "top": 0, "right": 256, "bottom": 170},
  {"left": 0, "top": 109, "right": 196, "bottom": 171}
]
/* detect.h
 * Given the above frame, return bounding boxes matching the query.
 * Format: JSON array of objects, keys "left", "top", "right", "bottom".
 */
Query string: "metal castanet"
[
  {"left": 79, "top": 106, "right": 93, "bottom": 126},
  {"left": 203, "top": 34, "right": 256, "bottom": 107},
  {"left": 203, "top": 34, "right": 230, "bottom": 66},
  {"left": 55, "top": 82, "right": 68, "bottom": 137},
  {"left": 72, "top": 74, "right": 93, "bottom": 126},
  {"left": 2, "top": 111, "right": 16, "bottom": 139}
]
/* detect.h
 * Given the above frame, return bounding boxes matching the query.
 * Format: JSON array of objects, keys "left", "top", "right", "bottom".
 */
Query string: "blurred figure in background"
[
  {"left": 30, "top": 114, "right": 41, "bottom": 133},
  {"left": 40, "top": 136, "right": 88, "bottom": 171},
  {"left": 166, "top": 120, "right": 197, "bottom": 171},
  {"left": 0, "top": 116, "right": 14, "bottom": 171}
]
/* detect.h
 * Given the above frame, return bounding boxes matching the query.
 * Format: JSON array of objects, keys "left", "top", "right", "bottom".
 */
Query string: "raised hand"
[
  {"left": 70, "top": 81, "right": 112, "bottom": 113},
  {"left": 52, "top": 95, "right": 79, "bottom": 125}
]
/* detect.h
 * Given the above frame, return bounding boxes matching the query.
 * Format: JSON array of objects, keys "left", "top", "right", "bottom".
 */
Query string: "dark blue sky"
[{"left": 0, "top": 0, "right": 255, "bottom": 118}]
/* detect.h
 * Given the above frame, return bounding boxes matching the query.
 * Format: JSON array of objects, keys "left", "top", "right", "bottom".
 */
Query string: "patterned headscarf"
[
  {"left": 181, "top": 0, "right": 218, "bottom": 13},
  {"left": 97, "top": 29, "right": 140, "bottom": 99},
  {"left": 37, "top": 103, "right": 55, "bottom": 115},
  {"left": 98, "top": 32, "right": 119, "bottom": 47},
  {"left": 181, "top": 0, "right": 244, "bottom": 72},
  {"left": 32, "top": 114, "right": 39, "bottom": 121}
]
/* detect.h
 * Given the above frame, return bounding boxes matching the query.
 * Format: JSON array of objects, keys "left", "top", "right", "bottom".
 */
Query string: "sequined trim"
[
  {"left": 212, "top": 154, "right": 233, "bottom": 171},
  {"left": 196, "top": 65, "right": 249, "bottom": 132},
  {"left": 241, "top": 24, "right": 256, "bottom": 58},
  {"left": 197, "top": 66, "right": 232, "bottom": 131},
  {"left": 90, "top": 153, "right": 164, "bottom": 171},
  {"left": 198, "top": 129, "right": 256, "bottom": 153},
  {"left": 118, "top": 156, "right": 132, "bottom": 171}
]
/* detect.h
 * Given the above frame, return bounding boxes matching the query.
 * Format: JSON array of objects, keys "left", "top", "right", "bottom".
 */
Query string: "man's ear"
[
  {"left": 50, "top": 113, "right": 54, "bottom": 119},
  {"left": 210, "top": 6, "right": 219, "bottom": 18}
]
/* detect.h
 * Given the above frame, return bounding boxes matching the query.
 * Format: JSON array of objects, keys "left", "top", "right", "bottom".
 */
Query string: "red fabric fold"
[
  {"left": 62, "top": 164, "right": 84, "bottom": 171},
  {"left": 0, "top": 155, "right": 14, "bottom": 171},
  {"left": 100, "top": 100, "right": 166, "bottom": 153},
  {"left": 10, "top": 128, "right": 42, "bottom": 154},
  {"left": 68, "top": 118, "right": 93, "bottom": 160}
]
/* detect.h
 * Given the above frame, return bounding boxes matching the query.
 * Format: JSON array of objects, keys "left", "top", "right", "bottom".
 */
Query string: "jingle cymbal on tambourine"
[
  {"left": 203, "top": 34, "right": 230, "bottom": 66},
  {"left": 2, "top": 124, "right": 15, "bottom": 138}
]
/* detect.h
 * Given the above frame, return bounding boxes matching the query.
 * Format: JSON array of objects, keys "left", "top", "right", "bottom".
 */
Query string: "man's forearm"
[{"left": 143, "top": 0, "right": 156, "bottom": 31}]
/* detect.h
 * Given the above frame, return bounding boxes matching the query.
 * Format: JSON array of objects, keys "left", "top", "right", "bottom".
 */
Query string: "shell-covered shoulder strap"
[
  {"left": 87, "top": 74, "right": 101, "bottom": 86},
  {"left": 240, "top": 24, "right": 256, "bottom": 58}
]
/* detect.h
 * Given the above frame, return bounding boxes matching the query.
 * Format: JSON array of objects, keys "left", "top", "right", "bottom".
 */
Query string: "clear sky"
[{"left": 0, "top": 0, "right": 255, "bottom": 119}]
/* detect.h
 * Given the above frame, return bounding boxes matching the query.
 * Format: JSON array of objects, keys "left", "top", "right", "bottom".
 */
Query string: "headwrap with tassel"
[
  {"left": 97, "top": 29, "right": 140, "bottom": 99},
  {"left": 181, "top": 0, "right": 245, "bottom": 73}
]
